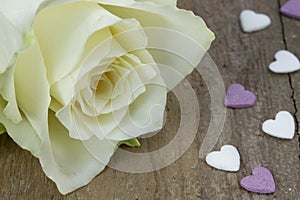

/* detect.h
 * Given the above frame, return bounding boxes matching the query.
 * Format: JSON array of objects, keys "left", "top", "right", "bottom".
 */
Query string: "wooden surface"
[{"left": 0, "top": 0, "right": 299, "bottom": 199}]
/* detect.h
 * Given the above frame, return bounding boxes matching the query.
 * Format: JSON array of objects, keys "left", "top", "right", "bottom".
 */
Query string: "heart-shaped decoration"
[
  {"left": 269, "top": 50, "right": 300, "bottom": 73},
  {"left": 205, "top": 145, "right": 240, "bottom": 172},
  {"left": 280, "top": 0, "right": 300, "bottom": 19},
  {"left": 240, "top": 10, "right": 271, "bottom": 32},
  {"left": 225, "top": 83, "right": 256, "bottom": 108},
  {"left": 240, "top": 167, "right": 276, "bottom": 194},
  {"left": 262, "top": 111, "right": 295, "bottom": 139}
]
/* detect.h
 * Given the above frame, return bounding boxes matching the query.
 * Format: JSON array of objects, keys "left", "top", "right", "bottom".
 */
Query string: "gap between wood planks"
[{"left": 277, "top": 0, "right": 300, "bottom": 159}]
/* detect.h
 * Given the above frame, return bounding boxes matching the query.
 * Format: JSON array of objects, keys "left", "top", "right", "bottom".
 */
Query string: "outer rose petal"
[
  {"left": 14, "top": 41, "right": 50, "bottom": 139},
  {"left": 98, "top": 0, "right": 215, "bottom": 89},
  {"left": 0, "top": 97, "right": 117, "bottom": 194},
  {"left": 5, "top": 31, "right": 114, "bottom": 194},
  {"left": 47, "top": 111, "right": 118, "bottom": 194},
  {"left": 0, "top": 0, "right": 44, "bottom": 73},
  {"left": 0, "top": 63, "right": 22, "bottom": 123},
  {"left": 98, "top": 0, "right": 213, "bottom": 49},
  {"left": 0, "top": 0, "right": 48, "bottom": 124},
  {"left": 0, "top": 97, "right": 41, "bottom": 156},
  {"left": 0, "top": 13, "right": 22, "bottom": 73}
]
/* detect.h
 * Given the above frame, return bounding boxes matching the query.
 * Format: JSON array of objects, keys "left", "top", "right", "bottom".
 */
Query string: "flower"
[{"left": 0, "top": 0, "right": 214, "bottom": 194}]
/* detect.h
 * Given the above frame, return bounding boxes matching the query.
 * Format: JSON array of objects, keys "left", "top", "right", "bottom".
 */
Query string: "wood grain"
[{"left": 0, "top": 0, "right": 299, "bottom": 199}]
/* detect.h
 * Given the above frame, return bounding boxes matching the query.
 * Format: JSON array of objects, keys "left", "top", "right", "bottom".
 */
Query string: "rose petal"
[
  {"left": 14, "top": 41, "right": 50, "bottom": 138},
  {"left": 0, "top": 101, "right": 117, "bottom": 194},
  {"left": 50, "top": 18, "right": 150, "bottom": 108},
  {"left": 0, "top": 63, "right": 22, "bottom": 123},
  {"left": 34, "top": 2, "right": 121, "bottom": 85},
  {"left": 56, "top": 102, "right": 128, "bottom": 140},
  {"left": 107, "top": 83, "right": 167, "bottom": 140},
  {"left": 0, "top": 0, "right": 44, "bottom": 73},
  {"left": 0, "top": 97, "right": 41, "bottom": 156},
  {"left": 47, "top": 111, "right": 117, "bottom": 194},
  {"left": 99, "top": 0, "right": 214, "bottom": 89},
  {"left": 58, "top": 103, "right": 95, "bottom": 140},
  {"left": 50, "top": 28, "right": 113, "bottom": 106},
  {"left": 0, "top": 13, "right": 22, "bottom": 73}
]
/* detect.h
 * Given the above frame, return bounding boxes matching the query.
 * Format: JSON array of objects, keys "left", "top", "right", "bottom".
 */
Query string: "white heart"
[
  {"left": 240, "top": 10, "right": 271, "bottom": 32},
  {"left": 262, "top": 111, "right": 295, "bottom": 139},
  {"left": 269, "top": 50, "right": 300, "bottom": 73},
  {"left": 205, "top": 145, "right": 240, "bottom": 172}
]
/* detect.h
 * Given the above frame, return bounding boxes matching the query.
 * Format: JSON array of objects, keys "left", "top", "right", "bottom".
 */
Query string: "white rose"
[{"left": 0, "top": 0, "right": 214, "bottom": 194}]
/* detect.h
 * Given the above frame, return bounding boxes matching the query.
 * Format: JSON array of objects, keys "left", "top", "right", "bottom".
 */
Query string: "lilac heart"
[
  {"left": 280, "top": 0, "right": 300, "bottom": 19},
  {"left": 224, "top": 83, "right": 256, "bottom": 108},
  {"left": 240, "top": 167, "right": 276, "bottom": 194}
]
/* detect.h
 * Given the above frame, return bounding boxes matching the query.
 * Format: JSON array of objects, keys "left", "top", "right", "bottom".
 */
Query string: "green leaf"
[
  {"left": 118, "top": 138, "right": 141, "bottom": 147},
  {"left": 0, "top": 123, "right": 6, "bottom": 135}
]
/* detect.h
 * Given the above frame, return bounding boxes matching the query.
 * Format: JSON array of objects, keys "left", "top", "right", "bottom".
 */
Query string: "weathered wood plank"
[
  {"left": 188, "top": 0, "right": 300, "bottom": 199},
  {"left": 279, "top": 0, "right": 300, "bottom": 198},
  {"left": 280, "top": 0, "right": 300, "bottom": 127},
  {"left": 0, "top": 0, "right": 299, "bottom": 199}
]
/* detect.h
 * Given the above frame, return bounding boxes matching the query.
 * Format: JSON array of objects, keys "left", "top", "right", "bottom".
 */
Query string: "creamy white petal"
[
  {"left": 34, "top": 2, "right": 121, "bottom": 85},
  {"left": 107, "top": 83, "right": 167, "bottom": 141},
  {"left": 0, "top": 0, "right": 44, "bottom": 32},
  {"left": 99, "top": 0, "right": 213, "bottom": 49},
  {"left": 14, "top": 41, "right": 50, "bottom": 138},
  {"left": 0, "top": 64, "right": 22, "bottom": 123},
  {"left": 0, "top": 13, "right": 22, "bottom": 73},
  {"left": 126, "top": 52, "right": 158, "bottom": 81},
  {"left": 47, "top": 111, "right": 118, "bottom": 194},
  {"left": 0, "top": 96, "right": 41, "bottom": 156},
  {"left": 104, "top": 64, "right": 145, "bottom": 114},
  {"left": 50, "top": 18, "right": 149, "bottom": 107},
  {"left": 55, "top": 102, "right": 94, "bottom": 140},
  {"left": 56, "top": 102, "right": 128, "bottom": 140},
  {"left": 0, "top": 101, "right": 117, "bottom": 194},
  {"left": 96, "top": 107, "right": 128, "bottom": 136},
  {"left": 55, "top": 18, "right": 162, "bottom": 141},
  {"left": 99, "top": 1, "right": 214, "bottom": 89},
  {"left": 0, "top": 0, "right": 44, "bottom": 73},
  {"left": 50, "top": 98, "right": 64, "bottom": 113},
  {"left": 50, "top": 29, "right": 113, "bottom": 106},
  {"left": 111, "top": 18, "right": 148, "bottom": 52}
]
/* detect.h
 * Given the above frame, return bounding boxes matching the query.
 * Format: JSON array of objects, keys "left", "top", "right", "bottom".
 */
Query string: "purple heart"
[
  {"left": 280, "top": 0, "right": 300, "bottom": 19},
  {"left": 224, "top": 83, "right": 256, "bottom": 108},
  {"left": 240, "top": 167, "right": 276, "bottom": 194}
]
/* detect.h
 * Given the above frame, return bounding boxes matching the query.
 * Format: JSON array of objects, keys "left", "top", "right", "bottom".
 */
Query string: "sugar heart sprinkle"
[
  {"left": 205, "top": 145, "right": 240, "bottom": 172},
  {"left": 240, "top": 10, "right": 271, "bottom": 33},
  {"left": 262, "top": 111, "right": 295, "bottom": 139},
  {"left": 225, "top": 83, "right": 256, "bottom": 108},
  {"left": 240, "top": 167, "right": 276, "bottom": 194},
  {"left": 280, "top": 0, "right": 300, "bottom": 19},
  {"left": 269, "top": 50, "right": 300, "bottom": 73}
]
